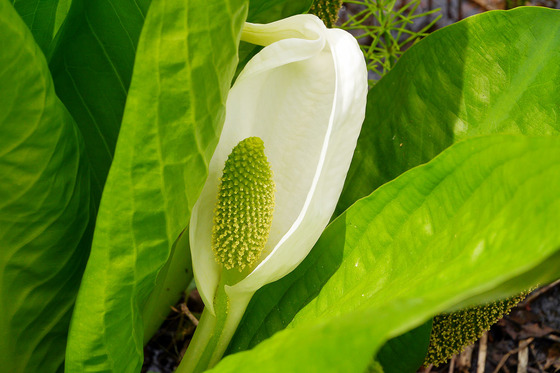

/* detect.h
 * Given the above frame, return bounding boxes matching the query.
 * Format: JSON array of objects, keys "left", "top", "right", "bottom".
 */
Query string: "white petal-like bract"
[{"left": 190, "top": 14, "right": 368, "bottom": 314}]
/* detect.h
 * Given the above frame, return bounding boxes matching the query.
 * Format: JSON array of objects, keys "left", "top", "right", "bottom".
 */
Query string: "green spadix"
[
  {"left": 212, "top": 137, "right": 275, "bottom": 272},
  {"left": 180, "top": 14, "right": 367, "bottom": 373}
]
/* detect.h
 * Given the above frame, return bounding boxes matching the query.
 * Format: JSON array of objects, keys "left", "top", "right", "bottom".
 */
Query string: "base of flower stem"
[{"left": 174, "top": 276, "right": 253, "bottom": 373}]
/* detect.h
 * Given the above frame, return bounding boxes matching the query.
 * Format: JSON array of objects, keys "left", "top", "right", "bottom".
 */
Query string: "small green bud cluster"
[
  {"left": 212, "top": 137, "right": 275, "bottom": 272},
  {"left": 308, "top": 0, "right": 343, "bottom": 28},
  {"left": 424, "top": 290, "right": 531, "bottom": 367}
]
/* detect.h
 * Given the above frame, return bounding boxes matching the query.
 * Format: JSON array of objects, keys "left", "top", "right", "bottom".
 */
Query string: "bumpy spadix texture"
[
  {"left": 212, "top": 137, "right": 274, "bottom": 271},
  {"left": 425, "top": 290, "right": 531, "bottom": 366},
  {"left": 189, "top": 14, "right": 367, "bottom": 315}
]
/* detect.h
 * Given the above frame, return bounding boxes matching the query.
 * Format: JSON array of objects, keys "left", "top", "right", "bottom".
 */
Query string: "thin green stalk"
[
  {"left": 175, "top": 275, "right": 253, "bottom": 373},
  {"left": 176, "top": 307, "right": 218, "bottom": 373},
  {"left": 340, "top": 0, "right": 441, "bottom": 85}
]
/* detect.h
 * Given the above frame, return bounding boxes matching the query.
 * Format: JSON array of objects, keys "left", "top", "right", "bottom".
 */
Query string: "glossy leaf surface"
[
  {"left": 229, "top": 9, "right": 560, "bottom": 357},
  {"left": 247, "top": 0, "right": 311, "bottom": 22},
  {"left": 336, "top": 7, "right": 560, "bottom": 216},
  {"left": 49, "top": 0, "right": 151, "bottom": 201},
  {"left": 64, "top": 0, "right": 249, "bottom": 372},
  {"left": 0, "top": 2, "right": 92, "bottom": 372},
  {"left": 218, "top": 134, "right": 560, "bottom": 372}
]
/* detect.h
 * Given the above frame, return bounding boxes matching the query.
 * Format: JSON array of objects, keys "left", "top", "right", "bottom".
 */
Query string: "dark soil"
[{"left": 142, "top": 291, "right": 203, "bottom": 373}]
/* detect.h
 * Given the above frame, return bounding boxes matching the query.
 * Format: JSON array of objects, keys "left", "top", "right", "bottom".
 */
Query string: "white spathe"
[{"left": 190, "top": 14, "right": 368, "bottom": 314}]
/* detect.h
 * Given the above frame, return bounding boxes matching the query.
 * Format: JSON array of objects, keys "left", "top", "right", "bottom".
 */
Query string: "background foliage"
[{"left": 1, "top": 1, "right": 559, "bottom": 372}]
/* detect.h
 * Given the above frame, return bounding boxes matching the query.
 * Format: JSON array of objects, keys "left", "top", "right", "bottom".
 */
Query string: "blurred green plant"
[{"left": 340, "top": 0, "right": 441, "bottom": 86}]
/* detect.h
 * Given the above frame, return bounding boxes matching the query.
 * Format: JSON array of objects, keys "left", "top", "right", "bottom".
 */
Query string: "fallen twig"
[
  {"left": 477, "top": 331, "right": 488, "bottom": 373},
  {"left": 180, "top": 303, "right": 199, "bottom": 326},
  {"left": 517, "top": 340, "right": 529, "bottom": 373},
  {"left": 457, "top": 344, "right": 474, "bottom": 372},
  {"left": 492, "top": 338, "right": 534, "bottom": 373},
  {"left": 448, "top": 355, "right": 456, "bottom": 373}
]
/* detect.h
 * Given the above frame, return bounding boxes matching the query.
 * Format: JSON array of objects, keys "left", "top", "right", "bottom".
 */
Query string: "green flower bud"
[
  {"left": 308, "top": 0, "right": 343, "bottom": 28},
  {"left": 425, "top": 290, "right": 531, "bottom": 367},
  {"left": 212, "top": 137, "right": 275, "bottom": 272}
]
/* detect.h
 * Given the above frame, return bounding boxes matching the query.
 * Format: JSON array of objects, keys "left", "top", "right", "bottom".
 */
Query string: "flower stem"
[
  {"left": 175, "top": 309, "right": 216, "bottom": 373},
  {"left": 175, "top": 276, "right": 252, "bottom": 373}
]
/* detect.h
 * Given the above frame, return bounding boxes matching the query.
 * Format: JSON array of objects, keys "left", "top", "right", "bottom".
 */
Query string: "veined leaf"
[
  {"left": 64, "top": 1, "right": 249, "bottom": 372},
  {"left": 228, "top": 8, "right": 560, "bottom": 358},
  {"left": 9, "top": 0, "right": 71, "bottom": 54},
  {"left": 48, "top": 0, "right": 151, "bottom": 202},
  {"left": 336, "top": 7, "right": 560, "bottom": 369},
  {"left": 142, "top": 225, "right": 192, "bottom": 344},
  {"left": 0, "top": 1, "right": 92, "bottom": 372},
  {"left": 337, "top": 7, "right": 560, "bottom": 216},
  {"left": 218, "top": 135, "right": 560, "bottom": 372}
]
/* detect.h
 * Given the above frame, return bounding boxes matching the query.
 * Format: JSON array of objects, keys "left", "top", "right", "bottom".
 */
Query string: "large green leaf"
[
  {"left": 336, "top": 7, "right": 560, "bottom": 216},
  {"left": 9, "top": 0, "right": 71, "bottom": 54},
  {"left": 217, "top": 134, "right": 560, "bottom": 372},
  {"left": 64, "top": 0, "right": 249, "bottom": 372},
  {"left": 227, "top": 9, "right": 560, "bottom": 367},
  {"left": 336, "top": 7, "right": 560, "bottom": 369},
  {"left": 48, "top": 0, "right": 151, "bottom": 202},
  {"left": 0, "top": 1, "right": 92, "bottom": 372},
  {"left": 142, "top": 226, "right": 192, "bottom": 344},
  {"left": 377, "top": 320, "right": 432, "bottom": 373}
]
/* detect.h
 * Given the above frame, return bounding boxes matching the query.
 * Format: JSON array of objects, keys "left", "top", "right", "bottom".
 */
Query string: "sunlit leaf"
[
  {"left": 218, "top": 134, "right": 560, "bottom": 372},
  {"left": 64, "top": 0, "right": 249, "bottom": 372},
  {"left": 337, "top": 7, "right": 560, "bottom": 216},
  {"left": 0, "top": 2, "right": 92, "bottom": 372}
]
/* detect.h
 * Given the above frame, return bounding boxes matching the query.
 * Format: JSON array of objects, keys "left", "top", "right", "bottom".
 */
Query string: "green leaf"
[
  {"left": 64, "top": 1, "right": 249, "bottom": 372},
  {"left": 0, "top": 1, "right": 92, "bottom": 372},
  {"left": 377, "top": 320, "right": 432, "bottom": 373},
  {"left": 217, "top": 134, "right": 560, "bottom": 372},
  {"left": 9, "top": 0, "right": 71, "bottom": 54},
  {"left": 226, "top": 8, "right": 560, "bottom": 369},
  {"left": 336, "top": 7, "right": 560, "bottom": 216},
  {"left": 48, "top": 0, "right": 151, "bottom": 202},
  {"left": 248, "top": 0, "right": 312, "bottom": 22},
  {"left": 142, "top": 226, "right": 192, "bottom": 344}
]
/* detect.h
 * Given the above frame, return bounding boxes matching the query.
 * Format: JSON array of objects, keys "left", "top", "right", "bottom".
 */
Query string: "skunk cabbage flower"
[
  {"left": 183, "top": 14, "right": 367, "bottom": 370},
  {"left": 191, "top": 13, "right": 367, "bottom": 314}
]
